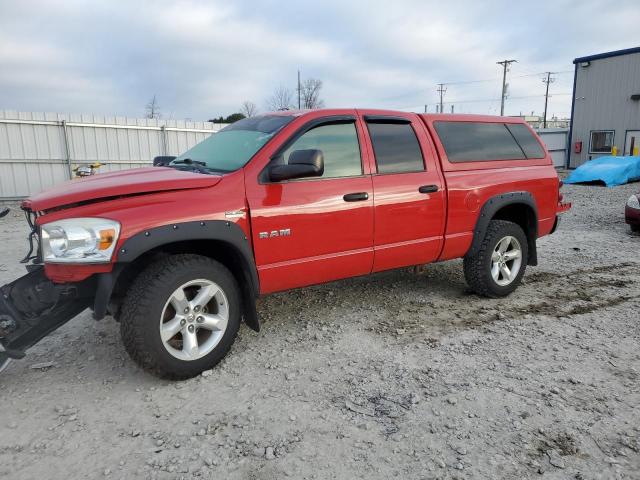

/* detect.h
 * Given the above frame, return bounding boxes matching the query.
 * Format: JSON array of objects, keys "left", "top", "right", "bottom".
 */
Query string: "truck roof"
[
  {"left": 419, "top": 113, "right": 528, "bottom": 124},
  {"left": 262, "top": 108, "right": 528, "bottom": 124}
]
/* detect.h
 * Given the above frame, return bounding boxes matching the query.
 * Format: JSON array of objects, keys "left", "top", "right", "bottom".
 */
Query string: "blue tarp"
[{"left": 564, "top": 155, "right": 640, "bottom": 187}]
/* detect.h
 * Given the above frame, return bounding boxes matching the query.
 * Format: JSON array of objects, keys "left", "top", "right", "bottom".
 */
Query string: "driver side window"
[{"left": 281, "top": 122, "right": 362, "bottom": 178}]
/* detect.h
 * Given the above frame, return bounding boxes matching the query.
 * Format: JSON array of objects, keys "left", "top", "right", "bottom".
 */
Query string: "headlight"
[
  {"left": 41, "top": 218, "right": 121, "bottom": 263},
  {"left": 627, "top": 195, "right": 640, "bottom": 210}
]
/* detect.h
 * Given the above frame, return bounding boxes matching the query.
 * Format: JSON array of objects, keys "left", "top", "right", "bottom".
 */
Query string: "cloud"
[{"left": 0, "top": 0, "right": 638, "bottom": 119}]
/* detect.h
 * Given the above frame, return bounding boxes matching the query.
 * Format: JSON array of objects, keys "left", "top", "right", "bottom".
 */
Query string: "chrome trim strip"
[{"left": 224, "top": 210, "right": 246, "bottom": 219}]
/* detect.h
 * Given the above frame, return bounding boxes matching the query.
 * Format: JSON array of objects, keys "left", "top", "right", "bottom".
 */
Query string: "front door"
[
  {"left": 359, "top": 112, "right": 446, "bottom": 272},
  {"left": 246, "top": 116, "right": 374, "bottom": 293}
]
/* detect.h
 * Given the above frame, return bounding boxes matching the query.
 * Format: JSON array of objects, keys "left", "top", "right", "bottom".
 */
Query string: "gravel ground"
[{"left": 1, "top": 179, "right": 639, "bottom": 480}]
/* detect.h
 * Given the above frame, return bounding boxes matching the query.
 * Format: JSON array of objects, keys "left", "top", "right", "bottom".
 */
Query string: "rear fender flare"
[{"left": 467, "top": 192, "right": 539, "bottom": 266}]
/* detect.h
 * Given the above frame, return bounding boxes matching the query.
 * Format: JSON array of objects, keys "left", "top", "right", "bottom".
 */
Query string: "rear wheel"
[
  {"left": 464, "top": 220, "right": 528, "bottom": 298},
  {"left": 120, "top": 254, "right": 241, "bottom": 379}
]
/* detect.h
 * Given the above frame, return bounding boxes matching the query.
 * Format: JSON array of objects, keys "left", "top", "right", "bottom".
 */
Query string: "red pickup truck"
[{"left": 0, "top": 109, "right": 570, "bottom": 378}]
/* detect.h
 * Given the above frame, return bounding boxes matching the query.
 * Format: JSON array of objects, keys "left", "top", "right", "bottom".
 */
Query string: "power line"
[
  {"left": 378, "top": 69, "right": 573, "bottom": 103},
  {"left": 512, "top": 70, "right": 573, "bottom": 78},
  {"left": 418, "top": 92, "right": 571, "bottom": 108},
  {"left": 441, "top": 78, "right": 497, "bottom": 86},
  {"left": 378, "top": 68, "right": 573, "bottom": 104},
  {"left": 497, "top": 59, "right": 517, "bottom": 115},
  {"left": 438, "top": 70, "right": 572, "bottom": 86}
]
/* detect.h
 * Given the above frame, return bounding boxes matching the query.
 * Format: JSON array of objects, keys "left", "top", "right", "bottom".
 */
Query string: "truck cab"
[{"left": 0, "top": 109, "right": 569, "bottom": 378}]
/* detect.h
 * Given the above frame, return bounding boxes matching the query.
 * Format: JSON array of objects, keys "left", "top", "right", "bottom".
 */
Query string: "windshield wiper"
[
  {"left": 169, "top": 158, "right": 228, "bottom": 174},
  {"left": 168, "top": 158, "right": 218, "bottom": 175},
  {"left": 170, "top": 164, "right": 217, "bottom": 175},
  {"left": 171, "top": 158, "right": 207, "bottom": 167}
]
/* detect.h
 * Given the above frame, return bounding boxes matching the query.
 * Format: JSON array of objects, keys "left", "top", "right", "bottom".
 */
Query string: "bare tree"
[
  {"left": 266, "top": 86, "right": 293, "bottom": 111},
  {"left": 301, "top": 78, "right": 324, "bottom": 109},
  {"left": 241, "top": 101, "right": 258, "bottom": 118},
  {"left": 145, "top": 95, "right": 161, "bottom": 119}
]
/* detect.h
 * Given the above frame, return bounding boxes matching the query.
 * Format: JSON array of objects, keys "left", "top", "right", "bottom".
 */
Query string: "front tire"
[
  {"left": 463, "top": 220, "right": 528, "bottom": 298},
  {"left": 120, "top": 254, "right": 241, "bottom": 379}
]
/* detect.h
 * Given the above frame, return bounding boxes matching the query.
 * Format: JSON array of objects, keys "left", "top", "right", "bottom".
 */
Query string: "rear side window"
[
  {"left": 506, "top": 124, "right": 545, "bottom": 159},
  {"left": 367, "top": 122, "right": 425, "bottom": 173},
  {"left": 434, "top": 122, "right": 526, "bottom": 162}
]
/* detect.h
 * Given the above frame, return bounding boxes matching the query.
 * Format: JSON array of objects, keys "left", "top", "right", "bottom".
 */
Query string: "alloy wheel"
[
  {"left": 490, "top": 235, "right": 522, "bottom": 286},
  {"left": 159, "top": 279, "right": 229, "bottom": 361}
]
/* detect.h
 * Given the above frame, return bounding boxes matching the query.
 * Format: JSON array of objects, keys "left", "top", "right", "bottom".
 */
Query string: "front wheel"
[
  {"left": 120, "top": 254, "right": 241, "bottom": 379},
  {"left": 463, "top": 220, "right": 528, "bottom": 298}
]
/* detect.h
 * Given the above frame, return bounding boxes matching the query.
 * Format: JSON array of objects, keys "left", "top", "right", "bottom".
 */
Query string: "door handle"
[
  {"left": 343, "top": 192, "right": 369, "bottom": 202},
  {"left": 418, "top": 184, "right": 439, "bottom": 194}
]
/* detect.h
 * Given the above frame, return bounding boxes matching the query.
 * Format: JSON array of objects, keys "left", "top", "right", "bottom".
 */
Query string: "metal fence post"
[
  {"left": 160, "top": 125, "right": 168, "bottom": 156},
  {"left": 61, "top": 120, "right": 73, "bottom": 179}
]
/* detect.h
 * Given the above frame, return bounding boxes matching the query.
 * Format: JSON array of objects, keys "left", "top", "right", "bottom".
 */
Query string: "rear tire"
[
  {"left": 631, "top": 224, "right": 640, "bottom": 233},
  {"left": 464, "top": 220, "right": 528, "bottom": 298},
  {"left": 120, "top": 254, "right": 241, "bottom": 379}
]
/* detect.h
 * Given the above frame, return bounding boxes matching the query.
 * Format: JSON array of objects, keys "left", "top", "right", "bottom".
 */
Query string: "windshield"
[{"left": 170, "top": 115, "right": 294, "bottom": 173}]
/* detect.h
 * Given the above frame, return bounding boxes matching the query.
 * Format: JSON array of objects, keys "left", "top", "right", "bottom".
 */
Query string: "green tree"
[
  {"left": 208, "top": 113, "right": 246, "bottom": 124},
  {"left": 225, "top": 113, "right": 245, "bottom": 123}
]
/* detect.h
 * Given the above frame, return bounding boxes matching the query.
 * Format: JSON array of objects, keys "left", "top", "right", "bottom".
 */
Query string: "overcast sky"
[{"left": 0, "top": 0, "right": 638, "bottom": 121}]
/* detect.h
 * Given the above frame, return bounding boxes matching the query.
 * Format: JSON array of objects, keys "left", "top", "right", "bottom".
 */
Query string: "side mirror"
[
  {"left": 153, "top": 155, "right": 176, "bottom": 166},
  {"left": 269, "top": 149, "right": 324, "bottom": 182}
]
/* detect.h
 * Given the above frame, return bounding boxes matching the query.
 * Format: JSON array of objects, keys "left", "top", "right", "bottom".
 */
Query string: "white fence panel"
[
  {"left": 536, "top": 128, "right": 568, "bottom": 168},
  {"left": 0, "top": 111, "right": 224, "bottom": 199}
]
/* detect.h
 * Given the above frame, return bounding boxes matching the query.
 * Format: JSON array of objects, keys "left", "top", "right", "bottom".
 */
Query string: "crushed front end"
[{"left": 0, "top": 207, "right": 98, "bottom": 365}]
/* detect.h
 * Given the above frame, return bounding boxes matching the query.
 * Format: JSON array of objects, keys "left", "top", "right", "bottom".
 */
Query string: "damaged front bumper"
[
  {"left": 0, "top": 206, "right": 124, "bottom": 364},
  {"left": 0, "top": 266, "right": 96, "bottom": 360}
]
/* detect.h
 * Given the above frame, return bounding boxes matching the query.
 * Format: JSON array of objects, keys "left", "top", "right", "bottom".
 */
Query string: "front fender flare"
[{"left": 103, "top": 220, "right": 260, "bottom": 331}]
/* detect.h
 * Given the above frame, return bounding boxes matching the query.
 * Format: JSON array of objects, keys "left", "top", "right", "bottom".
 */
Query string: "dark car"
[{"left": 626, "top": 193, "right": 640, "bottom": 232}]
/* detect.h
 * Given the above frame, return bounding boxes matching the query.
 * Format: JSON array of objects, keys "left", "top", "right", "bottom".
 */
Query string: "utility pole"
[
  {"left": 437, "top": 83, "right": 447, "bottom": 114},
  {"left": 297, "top": 70, "right": 301, "bottom": 110},
  {"left": 424, "top": 104, "right": 427, "bottom": 113},
  {"left": 496, "top": 59, "right": 517, "bottom": 116},
  {"left": 542, "top": 72, "right": 556, "bottom": 129}
]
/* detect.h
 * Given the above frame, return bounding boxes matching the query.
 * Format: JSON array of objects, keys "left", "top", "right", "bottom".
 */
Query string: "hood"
[{"left": 22, "top": 167, "right": 222, "bottom": 211}]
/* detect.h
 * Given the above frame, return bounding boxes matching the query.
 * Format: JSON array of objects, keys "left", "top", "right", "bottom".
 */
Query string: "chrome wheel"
[
  {"left": 490, "top": 235, "right": 522, "bottom": 286},
  {"left": 160, "top": 279, "right": 229, "bottom": 361}
]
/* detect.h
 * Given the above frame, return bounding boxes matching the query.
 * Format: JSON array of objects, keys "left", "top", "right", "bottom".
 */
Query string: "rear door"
[
  {"left": 245, "top": 114, "right": 374, "bottom": 293},
  {"left": 360, "top": 112, "right": 446, "bottom": 272}
]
